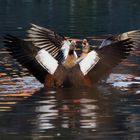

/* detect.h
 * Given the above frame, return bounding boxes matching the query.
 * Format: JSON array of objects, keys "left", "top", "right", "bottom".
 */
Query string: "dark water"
[{"left": 0, "top": 0, "right": 140, "bottom": 139}]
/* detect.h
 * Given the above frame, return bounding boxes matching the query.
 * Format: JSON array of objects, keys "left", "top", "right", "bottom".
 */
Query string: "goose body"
[{"left": 4, "top": 24, "right": 140, "bottom": 88}]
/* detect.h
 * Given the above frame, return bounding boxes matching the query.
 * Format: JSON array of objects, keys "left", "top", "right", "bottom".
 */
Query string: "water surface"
[{"left": 0, "top": 0, "right": 140, "bottom": 139}]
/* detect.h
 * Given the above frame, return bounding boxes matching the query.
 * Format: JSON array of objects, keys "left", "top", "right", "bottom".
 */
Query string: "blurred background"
[{"left": 1, "top": 0, "right": 140, "bottom": 37}]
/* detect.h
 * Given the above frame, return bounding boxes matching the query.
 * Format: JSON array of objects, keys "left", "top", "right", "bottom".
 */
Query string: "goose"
[{"left": 4, "top": 24, "right": 140, "bottom": 88}]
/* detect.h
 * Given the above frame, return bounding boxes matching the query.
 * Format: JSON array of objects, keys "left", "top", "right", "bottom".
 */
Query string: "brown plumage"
[{"left": 4, "top": 24, "right": 140, "bottom": 88}]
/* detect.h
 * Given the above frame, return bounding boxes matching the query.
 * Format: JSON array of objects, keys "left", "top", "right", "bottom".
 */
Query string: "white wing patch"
[
  {"left": 35, "top": 49, "right": 58, "bottom": 75},
  {"left": 61, "top": 40, "right": 70, "bottom": 59},
  {"left": 79, "top": 51, "right": 100, "bottom": 75},
  {"left": 27, "top": 24, "right": 65, "bottom": 62}
]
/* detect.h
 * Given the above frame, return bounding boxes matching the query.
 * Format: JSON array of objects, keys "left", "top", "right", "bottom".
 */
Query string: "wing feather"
[
  {"left": 3, "top": 24, "right": 71, "bottom": 83},
  {"left": 27, "top": 24, "right": 66, "bottom": 62},
  {"left": 88, "top": 30, "right": 140, "bottom": 83},
  {"left": 4, "top": 34, "right": 48, "bottom": 83}
]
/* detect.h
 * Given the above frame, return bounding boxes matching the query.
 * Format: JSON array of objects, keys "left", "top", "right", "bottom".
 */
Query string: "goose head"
[
  {"left": 68, "top": 40, "right": 76, "bottom": 55},
  {"left": 82, "top": 39, "right": 90, "bottom": 54},
  {"left": 62, "top": 40, "right": 77, "bottom": 68}
]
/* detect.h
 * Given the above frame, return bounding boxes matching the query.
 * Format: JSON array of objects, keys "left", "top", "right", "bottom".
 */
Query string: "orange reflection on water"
[{"left": 0, "top": 72, "right": 41, "bottom": 112}]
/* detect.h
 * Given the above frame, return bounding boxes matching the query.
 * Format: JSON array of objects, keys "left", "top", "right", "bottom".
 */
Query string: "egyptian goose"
[
  {"left": 4, "top": 24, "right": 140, "bottom": 88},
  {"left": 77, "top": 39, "right": 90, "bottom": 62}
]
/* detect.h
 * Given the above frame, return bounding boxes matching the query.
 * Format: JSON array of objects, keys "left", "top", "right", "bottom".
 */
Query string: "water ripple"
[{"left": 107, "top": 73, "right": 140, "bottom": 92}]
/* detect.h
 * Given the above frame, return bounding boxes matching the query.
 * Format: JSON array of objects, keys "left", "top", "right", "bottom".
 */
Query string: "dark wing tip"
[{"left": 3, "top": 33, "right": 48, "bottom": 83}]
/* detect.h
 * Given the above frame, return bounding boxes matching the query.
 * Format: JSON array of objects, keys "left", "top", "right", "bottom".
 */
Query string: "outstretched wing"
[
  {"left": 4, "top": 34, "right": 47, "bottom": 83},
  {"left": 27, "top": 24, "right": 67, "bottom": 62},
  {"left": 4, "top": 24, "right": 70, "bottom": 83},
  {"left": 88, "top": 30, "right": 140, "bottom": 83}
]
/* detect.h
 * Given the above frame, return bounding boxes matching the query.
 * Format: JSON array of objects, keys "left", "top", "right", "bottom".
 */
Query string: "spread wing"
[
  {"left": 27, "top": 24, "right": 67, "bottom": 62},
  {"left": 4, "top": 34, "right": 47, "bottom": 83},
  {"left": 87, "top": 30, "right": 140, "bottom": 83},
  {"left": 4, "top": 24, "right": 68, "bottom": 83}
]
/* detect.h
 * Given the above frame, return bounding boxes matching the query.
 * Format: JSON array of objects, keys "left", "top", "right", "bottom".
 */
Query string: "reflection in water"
[
  {"left": 0, "top": 88, "right": 140, "bottom": 139},
  {"left": 35, "top": 89, "right": 98, "bottom": 131},
  {"left": 0, "top": 0, "right": 140, "bottom": 139},
  {"left": 0, "top": 54, "right": 42, "bottom": 112},
  {"left": 107, "top": 73, "right": 140, "bottom": 92}
]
